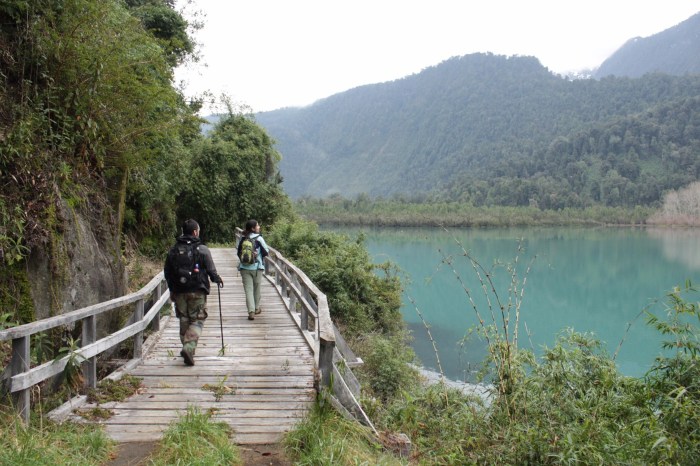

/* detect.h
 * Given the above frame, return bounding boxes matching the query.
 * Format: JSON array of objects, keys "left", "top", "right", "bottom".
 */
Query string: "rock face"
[{"left": 26, "top": 199, "right": 126, "bottom": 323}]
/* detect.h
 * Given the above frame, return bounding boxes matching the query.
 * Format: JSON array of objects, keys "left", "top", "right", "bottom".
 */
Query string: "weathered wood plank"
[
  {"left": 89, "top": 393, "right": 314, "bottom": 403},
  {"left": 102, "top": 408, "right": 309, "bottom": 419},
  {"left": 131, "top": 370, "right": 314, "bottom": 379},
  {"left": 103, "top": 423, "right": 299, "bottom": 434},
  {"left": 85, "top": 248, "right": 318, "bottom": 445},
  {"left": 106, "top": 430, "right": 285, "bottom": 444},
  {"left": 137, "top": 375, "right": 314, "bottom": 385},
  {"left": 140, "top": 348, "right": 313, "bottom": 359},
  {"left": 102, "top": 415, "right": 303, "bottom": 426},
  {"left": 121, "top": 387, "right": 315, "bottom": 396},
  {"left": 82, "top": 400, "right": 313, "bottom": 410}
]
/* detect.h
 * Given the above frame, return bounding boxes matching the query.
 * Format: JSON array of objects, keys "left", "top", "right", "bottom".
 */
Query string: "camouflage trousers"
[{"left": 172, "top": 291, "right": 208, "bottom": 355}]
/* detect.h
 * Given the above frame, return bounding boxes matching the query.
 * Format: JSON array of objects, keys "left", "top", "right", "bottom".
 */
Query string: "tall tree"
[{"left": 177, "top": 111, "right": 290, "bottom": 243}]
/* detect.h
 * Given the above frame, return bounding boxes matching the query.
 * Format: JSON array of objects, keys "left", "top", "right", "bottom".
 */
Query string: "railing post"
[
  {"left": 133, "top": 298, "right": 145, "bottom": 358},
  {"left": 152, "top": 282, "right": 163, "bottom": 332},
  {"left": 10, "top": 335, "right": 30, "bottom": 423},
  {"left": 289, "top": 292, "right": 298, "bottom": 315},
  {"left": 318, "top": 337, "right": 335, "bottom": 388},
  {"left": 317, "top": 296, "right": 335, "bottom": 388},
  {"left": 300, "top": 296, "right": 309, "bottom": 332},
  {"left": 82, "top": 315, "right": 97, "bottom": 389},
  {"left": 301, "top": 287, "right": 314, "bottom": 333}
]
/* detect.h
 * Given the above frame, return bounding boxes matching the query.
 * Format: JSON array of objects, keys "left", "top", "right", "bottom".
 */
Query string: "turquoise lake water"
[{"left": 326, "top": 226, "right": 700, "bottom": 381}]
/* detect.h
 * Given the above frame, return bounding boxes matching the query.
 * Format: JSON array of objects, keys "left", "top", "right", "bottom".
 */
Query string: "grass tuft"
[
  {"left": 285, "top": 401, "right": 406, "bottom": 465},
  {"left": 147, "top": 406, "right": 241, "bottom": 465},
  {"left": 0, "top": 406, "right": 113, "bottom": 465}
]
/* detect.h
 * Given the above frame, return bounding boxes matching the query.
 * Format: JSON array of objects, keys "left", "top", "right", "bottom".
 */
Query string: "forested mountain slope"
[
  {"left": 257, "top": 53, "right": 700, "bottom": 207},
  {"left": 594, "top": 12, "right": 700, "bottom": 79}
]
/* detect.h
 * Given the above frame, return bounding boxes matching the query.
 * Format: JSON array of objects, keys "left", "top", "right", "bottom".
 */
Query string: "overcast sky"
[{"left": 174, "top": 1, "right": 700, "bottom": 113}]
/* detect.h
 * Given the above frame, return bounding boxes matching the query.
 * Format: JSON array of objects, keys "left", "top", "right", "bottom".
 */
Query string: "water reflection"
[{"left": 646, "top": 227, "right": 700, "bottom": 271}]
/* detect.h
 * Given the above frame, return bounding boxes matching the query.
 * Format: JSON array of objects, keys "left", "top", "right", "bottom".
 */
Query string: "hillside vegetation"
[
  {"left": 257, "top": 54, "right": 700, "bottom": 209},
  {"left": 595, "top": 12, "right": 700, "bottom": 78}
]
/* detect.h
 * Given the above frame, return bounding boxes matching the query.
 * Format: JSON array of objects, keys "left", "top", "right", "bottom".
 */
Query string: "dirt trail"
[{"left": 106, "top": 442, "right": 292, "bottom": 465}]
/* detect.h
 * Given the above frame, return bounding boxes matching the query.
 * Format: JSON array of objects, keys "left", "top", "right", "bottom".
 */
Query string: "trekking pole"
[{"left": 217, "top": 282, "right": 225, "bottom": 355}]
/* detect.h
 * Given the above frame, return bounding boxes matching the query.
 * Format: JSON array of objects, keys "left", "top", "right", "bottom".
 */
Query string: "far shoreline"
[{"left": 296, "top": 201, "right": 700, "bottom": 228}]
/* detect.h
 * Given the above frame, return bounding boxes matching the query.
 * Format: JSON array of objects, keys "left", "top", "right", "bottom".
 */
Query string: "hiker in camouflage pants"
[
  {"left": 164, "top": 219, "right": 223, "bottom": 366},
  {"left": 173, "top": 292, "right": 208, "bottom": 358}
]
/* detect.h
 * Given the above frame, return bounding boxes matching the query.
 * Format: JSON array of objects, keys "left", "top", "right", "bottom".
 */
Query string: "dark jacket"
[{"left": 164, "top": 235, "right": 221, "bottom": 295}]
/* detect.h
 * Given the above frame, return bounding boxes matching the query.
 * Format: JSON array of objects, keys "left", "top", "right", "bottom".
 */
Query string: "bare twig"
[{"left": 408, "top": 295, "right": 449, "bottom": 405}]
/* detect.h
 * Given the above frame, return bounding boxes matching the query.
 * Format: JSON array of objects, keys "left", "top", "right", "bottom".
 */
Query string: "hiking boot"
[
  {"left": 248, "top": 313, "right": 255, "bottom": 320},
  {"left": 254, "top": 307, "right": 262, "bottom": 315},
  {"left": 180, "top": 349, "right": 194, "bottom": 366}
]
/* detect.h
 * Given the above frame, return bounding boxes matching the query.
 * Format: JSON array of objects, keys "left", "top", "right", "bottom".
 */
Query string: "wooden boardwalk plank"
[{"left": 78, "top": 248, "right": 317, "bottom": 444}]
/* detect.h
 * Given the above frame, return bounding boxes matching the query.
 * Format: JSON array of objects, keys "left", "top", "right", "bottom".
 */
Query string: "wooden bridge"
[{"left": 1, "top": 236, "right": 373, "bottom": 444}]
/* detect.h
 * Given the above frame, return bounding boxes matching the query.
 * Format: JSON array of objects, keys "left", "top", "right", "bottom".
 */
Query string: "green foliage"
[
  {"left": 492, "top": 333, "right": 652, "bottom": 465},
  {"left": 438, "top": 237, "right": 534, "bottom": 398},
  {"left": 54, "top": 336, "right": 85, "bottom": 394},
  {"left": 0, "top": 0, "right": 197, "bottom": 263},
  {"left": 380, "top": 333, "right": 651, "bottom": 464},
  {"left": 148, "top": 406, "right": 240, "bottom": 465},
  {"left": 0, "top": 201, "right": 30, "bottom": 265},
  {"left": 31, "top": 332, "right": 53, "bottom": 365},
  {"left": 295, "top": 197, "right": 655, "bottom": 227},
  {"left": 176, "top": 112, "right": 291, "bottom": 243},
  {"left": 258, "top": 54, "right": 700, "bottom": 208},
  {"left": 124, "top": 134, "right": 193, "bottom": 255},
  {"left": 0, "top": 312, "right": 17, "bottom": 331},
  {"left": 355, "top": 334, "right": 417, "bottom": 402},
  {"left": 125, "top": 0, "right": 196, "bottom": 67},
  {"left": 267, "top": 218, "right": 404, "bottom": 336},
  {"left": 644, "top": 282, "right": 700, "bottom": 464},
  {"left": 201, "top": 376, "right": 237, "bottom": 401},
  {"left": 0, "top": 263, "right": 34, "bottom": 326},
  {"left": 285, "top": 401, "right": 404, "bottom": 466},
  {"left": 380, "top": 383, "right": 486, "bottom": 464},
  {"left": 374, "top": 282, "right": 700, "bottom": 465},
  {"left": 0, "top": 407, "right": 113, "bottom": 465}
]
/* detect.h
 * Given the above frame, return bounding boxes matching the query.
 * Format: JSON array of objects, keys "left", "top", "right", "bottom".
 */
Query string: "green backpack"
[{"left": 239, "top": 236, "right": 258, "bottom": 265}]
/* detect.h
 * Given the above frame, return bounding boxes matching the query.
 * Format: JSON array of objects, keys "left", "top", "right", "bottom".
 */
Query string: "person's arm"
[
  {"left": 257, "top": 236, "right": 270, "bottom": 256},
  {"left": 163, "top": 255, "right": 174, "bottom": 291},
  {"left": 201, "top": 247, "right": 223, "bottom": 285}
]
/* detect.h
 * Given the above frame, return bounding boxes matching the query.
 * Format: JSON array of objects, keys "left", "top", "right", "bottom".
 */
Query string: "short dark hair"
[{"left": 182, "top": 219, "right": 199, "bottom": 235}]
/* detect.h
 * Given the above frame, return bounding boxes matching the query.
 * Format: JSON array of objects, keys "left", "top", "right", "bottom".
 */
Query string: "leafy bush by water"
[{"left": 376, "top": 284, "right": 700, "bottom": 465}]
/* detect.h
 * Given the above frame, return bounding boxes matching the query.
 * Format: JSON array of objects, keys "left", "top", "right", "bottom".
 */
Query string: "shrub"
[
  {"left": 267, "top": 218, "right": 404, "bottom": 337},
  {"left": 285, "top": 401, "right": 402, "bottom": 466},
  {"left": 355, "top": 333, "right": 418, "bottom": 402},
  {"left": 644, "top": 282, "right": 700, "bottom": 465}
]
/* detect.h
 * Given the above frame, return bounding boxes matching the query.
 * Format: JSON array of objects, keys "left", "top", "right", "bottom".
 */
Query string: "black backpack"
[{"left": 168, "top": 241, "right": 201, "bottom": 289}]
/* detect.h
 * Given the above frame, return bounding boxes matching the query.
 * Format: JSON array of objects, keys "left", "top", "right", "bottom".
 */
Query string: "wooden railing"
[
  {"left": 0, "top": 273, "right": 169, "bottom": 423},
  {"left": 235, "top": 229, "right": 375, "bottom": 432},
  {"left": 3, "top": 238, "right": 374, "bottom": 432}
]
